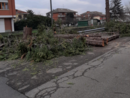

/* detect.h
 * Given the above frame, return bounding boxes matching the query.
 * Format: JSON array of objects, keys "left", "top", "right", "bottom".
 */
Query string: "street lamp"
[{"left": 50, "top": 0, "right": 53, "bottom": 26}]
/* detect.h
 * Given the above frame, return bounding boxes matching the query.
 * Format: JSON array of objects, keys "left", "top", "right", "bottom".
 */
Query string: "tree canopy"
[
  {"left": 14, "top": 10, "right": 51, "bottom": 31},
  {"left": 27, "top": 10, "right": 34, "bottom": 16},
  {"left": 110, "top": 0, "right": 124, "bottom": 20},
  {"left": 125, "top": 2, "right": 130, "bottom": 14}
]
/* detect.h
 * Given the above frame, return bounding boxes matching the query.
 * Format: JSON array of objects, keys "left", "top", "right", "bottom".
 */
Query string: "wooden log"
[
  {"left": 85, "top": 34, "right": 101, "bottom": 37},
  {"left": 102, "top": 38, "right": 108, "bottom": 45},
  {"left": 86, "top": 37, "right": 108, "bottom": 45},
  {"left": 54, "top": 34, "right": 80, "bottom": 39},
  {"left": 54, "top": 34, "right": 102, "bottom": 39},
  {"left": 103, "top": 34, "right": 119, "bottom": 42},
  {"left": 0, "top": 44, "right": 4, "bottom": 50},
  {"left": 0, "top": 44, "right": 4, "bottom": 48},
  {"left": 86, "top": 39, "right": 105, "bottom": 47}
]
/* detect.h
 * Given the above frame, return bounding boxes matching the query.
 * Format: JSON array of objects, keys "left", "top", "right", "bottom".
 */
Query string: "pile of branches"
[
  {"left": 106, "top": 21, "right": 130, "bottom": 34},
  {"left": 0, "top": 25, "right": 87, "bottom": 62},
  {"left": 0, "top": 34, "right": 20, "bottom": 60}
]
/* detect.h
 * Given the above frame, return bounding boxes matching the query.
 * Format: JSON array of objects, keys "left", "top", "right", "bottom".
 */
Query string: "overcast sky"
[{"left": 15, "top": 0, "right": 129, "bottom": 16}]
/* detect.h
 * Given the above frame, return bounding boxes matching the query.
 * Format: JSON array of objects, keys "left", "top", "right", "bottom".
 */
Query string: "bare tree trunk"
[{"left": 106, "top": 0, "right": 110, "bottom": 22}]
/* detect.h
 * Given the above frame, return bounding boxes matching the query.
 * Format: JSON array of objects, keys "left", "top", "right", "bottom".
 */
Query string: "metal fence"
[{"left": 78, "top": 27, "right": 105, "bottom": 33}]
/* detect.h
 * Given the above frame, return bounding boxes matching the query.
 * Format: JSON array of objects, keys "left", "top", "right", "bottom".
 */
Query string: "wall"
[
  {"left": 93, "top": 16, "right": 100, "bottom": 20},
  {"left": 53, "top": 12, "right": 77, "bottom": 22},
  {"left": 0, "top": 19, "right": 5, "bottom": 33},
  {"left": 0, "top": 0, "right": 16, "bottom": 16},
  {"left": 53, "top": 13, "right": 58, "bottom": 21}
]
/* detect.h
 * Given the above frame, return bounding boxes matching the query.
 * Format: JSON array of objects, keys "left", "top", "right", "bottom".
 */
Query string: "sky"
[{"left": 15, "top": 0, "right": 129, "bottom": 16}]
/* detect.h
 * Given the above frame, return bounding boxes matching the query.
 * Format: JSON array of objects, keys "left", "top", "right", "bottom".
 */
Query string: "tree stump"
[{"left": 23, "top": 27, "right": 32, "bottom": 39}]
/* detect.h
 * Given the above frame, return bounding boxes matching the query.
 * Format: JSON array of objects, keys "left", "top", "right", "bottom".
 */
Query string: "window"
[
  {"left": 24, "top": 14, "right": 28, "bottom": 19},
  {"left": 2, "top": 3, "right": 4, "bottom": 9},
  {"left": 59, "top": 13, "right": 62, "bottom": 15},
  {"left": 0, "top": 2, "right": 8, "bottom": 9},
  {"left": 18, "top": 15, "right": 22, "bottom": 19},
  {"left": 5, "top": 3, "right": 8, "bottom": 9}
]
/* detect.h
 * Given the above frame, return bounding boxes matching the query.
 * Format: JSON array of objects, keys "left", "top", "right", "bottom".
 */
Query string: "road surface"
[
  {"left": 0, "top": 77, "right": 27, "bottom": 98},
  {"left": 26, "top": 41, "right": 130, "bottom": 98}
]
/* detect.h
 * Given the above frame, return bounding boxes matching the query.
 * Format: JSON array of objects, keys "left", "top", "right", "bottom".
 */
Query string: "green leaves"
[
  {"left": 17, "top": 42, "right": 28, "bottom": 56},
  {"left": 14, "top": 15, "right": 51, "bottom": 31},
  {"left": 0, "top": 55, "right": 5, "bottom": 60},
  {"left": 0, "top": 21, "right": 88, "bottom": 62},
  {"left": 106, "top": 21, "right": 130, "bottom": 34},
  {"left": 0, "top": 34, "right": 3, "bottom": 41},
  {"left": 67, "top": 82, "right": 75, "bottom": 85},
  {"left": 62, "top": 38, "right": 87, "bottom": 56}
]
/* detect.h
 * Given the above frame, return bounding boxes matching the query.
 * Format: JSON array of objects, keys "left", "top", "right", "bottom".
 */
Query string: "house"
[
  {"left": 46, "top": 8, "right": 77, "bottom": 22},
  {"left": 0, "top": 0, "right": 16, "bottom": 33},
  {"left": 76, "top": 15, "right": 81, "bottom": 21},
  {"left": 93, "top": 15, "right": 106, "bottom": 21},
  {"left": 14, "top": 9, "right": 28, "bottom": 22},
  {"left": 80, "top": 11, "right": 105, "bottom": 20}
]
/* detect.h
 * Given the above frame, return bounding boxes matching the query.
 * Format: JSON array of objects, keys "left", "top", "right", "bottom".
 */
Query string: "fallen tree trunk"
[
  {"left": 0, "top": 44, "right": 4, "bottom": 48},
  {"left": 103, "top": 34, "right": 119, "bottom": 42},
  {"left": 86, "top": 39, "right": 105, "bottom": 47},
  {"left": 86, "top": 37, "right": 108, "bottom": 45},
  {"left": 0, "top": 44, "right": 4, "bottom": 50},
  {"left": 85, "top": 34, "right": 101, "bottom": 37},
  {"left": 54, "top": 34, "right": 102, "bottom": 39}
]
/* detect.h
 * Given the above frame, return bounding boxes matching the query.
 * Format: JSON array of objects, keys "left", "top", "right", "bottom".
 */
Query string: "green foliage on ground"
[
  {"left": 0, "top": 24, "right": 88, "bottom": 62},
  {"left": 0, "top": 34, "right": 3, "bottom": 43},
  {"left": 0, "top": 34, "right": 19, "bottom": 60},
  {"left": 0, "top": 34, "right": 3, "bottom": 40},
  {"left": 106, "top": 21, "right": 130, "bottom": 34}
]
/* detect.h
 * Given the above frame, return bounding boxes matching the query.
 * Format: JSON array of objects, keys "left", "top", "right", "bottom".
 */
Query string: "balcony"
[{"left": 58, "top": 15, "right": 65, "bottom": 17}]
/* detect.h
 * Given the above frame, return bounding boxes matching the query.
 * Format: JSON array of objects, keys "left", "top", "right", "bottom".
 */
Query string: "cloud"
[{"left": 15, "top": 0, "right": 129, "bottom": 16}]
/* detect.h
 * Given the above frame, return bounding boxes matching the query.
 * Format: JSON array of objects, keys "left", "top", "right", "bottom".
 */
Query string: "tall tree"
[
  {"left": 27, "top": 10, "right": 34, "bottom": 16},
  {"left": 106, "top": 0, "right": 110, "bottom": 22},
  {"left": 55, "top": 19, "right": 62, "bottom": 29},
  {"left": 110, "top": 0, "right": 124, "bottom": 20},
  {"left": 125, "top": 2, "right": 130, "bottom": 14}
]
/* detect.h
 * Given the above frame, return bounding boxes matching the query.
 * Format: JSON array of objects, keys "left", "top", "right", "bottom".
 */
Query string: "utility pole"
[
  {"left": 106, "top": 0, "right": 110, "bottom": 22},
  {"left": 50, "top": 0, "right": 53, "bottom": 26}
]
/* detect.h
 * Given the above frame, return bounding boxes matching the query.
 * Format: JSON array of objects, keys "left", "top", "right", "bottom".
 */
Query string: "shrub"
[
  {"left": 0, "top": 34, "right": 3, "bottom": 43},
  {"left": 14, "top": 15, "right": 51, "bottom": 31}
]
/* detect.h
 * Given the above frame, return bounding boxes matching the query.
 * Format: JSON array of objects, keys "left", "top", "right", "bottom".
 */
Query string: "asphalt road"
[
  {"left": 26, "top": 41, "right": 130, "bottom": 98},
  {"left": 0, "top": 77, "right": 27, "bottom": 98}
]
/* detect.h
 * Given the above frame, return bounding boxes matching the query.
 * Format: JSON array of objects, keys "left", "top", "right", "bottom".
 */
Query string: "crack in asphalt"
[
  {"left": 114, "top": 92, "right": 128, "bottom": 95},
  {"left": 34, "top": 49, "right": 120, "bottom": 98},
  {"left": 84, "top": 76, "right": 99, "bottom": 83}
]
